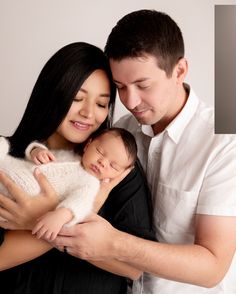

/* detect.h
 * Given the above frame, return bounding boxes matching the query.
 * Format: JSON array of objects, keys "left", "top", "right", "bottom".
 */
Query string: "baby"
[{"left": 0, "top": 128, "right": 137, "bottom": 240}]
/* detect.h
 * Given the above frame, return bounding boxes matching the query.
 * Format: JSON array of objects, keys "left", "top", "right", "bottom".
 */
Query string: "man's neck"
[{"left": 152, "top": 84, "right": 189, "bottom": 135}]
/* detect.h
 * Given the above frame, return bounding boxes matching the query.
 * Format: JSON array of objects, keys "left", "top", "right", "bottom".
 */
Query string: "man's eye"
[
  {"left": 137, "top": 85, "right": 150, "bottom": 89},
  {"left": 116, "top": 84, "right": 125, "bottom": 90}
]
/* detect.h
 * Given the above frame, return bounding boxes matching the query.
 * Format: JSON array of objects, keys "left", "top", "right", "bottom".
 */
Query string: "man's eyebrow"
[{"left": 113, "top": 78, "right": 150, "bottom": 85}]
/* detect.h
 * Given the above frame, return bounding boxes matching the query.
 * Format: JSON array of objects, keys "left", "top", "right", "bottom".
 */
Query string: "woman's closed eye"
[
  {"left": 96, "top": 102, "right": 108, "bottom": 108},
  {"left": 73, "top": 97, "right": 84, "bottom": 102}
]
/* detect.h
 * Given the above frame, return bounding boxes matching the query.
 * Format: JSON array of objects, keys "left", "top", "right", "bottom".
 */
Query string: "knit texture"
[{"left": 0, "top": 137, "right": 100, "bottom": 225}]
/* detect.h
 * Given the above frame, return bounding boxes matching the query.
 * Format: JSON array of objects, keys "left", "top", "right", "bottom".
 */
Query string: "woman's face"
[{"left": 48, "top": 69, "right": 111, "bottom": 149}]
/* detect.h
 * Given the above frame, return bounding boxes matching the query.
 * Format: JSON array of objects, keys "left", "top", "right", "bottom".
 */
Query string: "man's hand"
[
  {"left": 52, "top": 213, "right": 120, "bottom": 261},
  {"left": 0, "top": 169, "right": 58, "bottom": 230}
]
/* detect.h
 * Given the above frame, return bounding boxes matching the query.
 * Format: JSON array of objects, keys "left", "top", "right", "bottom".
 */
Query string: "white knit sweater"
[{"left": 0, "top": 137, "right": 100, "bottom": 225}]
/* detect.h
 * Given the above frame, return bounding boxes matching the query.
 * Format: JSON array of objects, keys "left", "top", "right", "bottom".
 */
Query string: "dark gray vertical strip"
[{"left": 215, "top": 5, "right": 236, "bottom": 134}]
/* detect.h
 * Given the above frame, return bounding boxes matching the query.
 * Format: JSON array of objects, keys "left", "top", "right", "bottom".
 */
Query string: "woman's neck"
[{"left": 46, "top": 133, "right": 75, "bottom": 150}]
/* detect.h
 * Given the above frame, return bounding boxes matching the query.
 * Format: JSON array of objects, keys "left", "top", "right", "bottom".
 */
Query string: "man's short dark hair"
[{"left": 105, "top": 9, "right": 185, "bottom": 76}]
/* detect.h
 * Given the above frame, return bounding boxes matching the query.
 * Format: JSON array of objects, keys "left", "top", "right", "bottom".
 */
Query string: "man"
[
  {"left": 1, "top": 9, "right": 236, "bottom": 294},
  {"left": 63, "top": 10, "right": 236, "bottom": 293}
]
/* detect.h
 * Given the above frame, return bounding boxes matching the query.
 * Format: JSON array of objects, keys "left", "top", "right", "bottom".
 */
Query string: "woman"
[{"left": 0, "top": 42, "right": 154, "bottom": 293}]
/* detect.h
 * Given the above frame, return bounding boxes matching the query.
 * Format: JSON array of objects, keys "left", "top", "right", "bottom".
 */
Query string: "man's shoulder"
[
  {"left": 187, "top": 102, "right": 236, "bottom": 159},
  {"left": 194, "top": 101, "right": 236, "bottom": 141}
]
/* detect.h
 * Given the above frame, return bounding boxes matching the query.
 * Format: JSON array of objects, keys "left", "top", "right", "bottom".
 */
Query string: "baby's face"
[{"left": 82, "top": 133, "right": 133, "bottom": 181}]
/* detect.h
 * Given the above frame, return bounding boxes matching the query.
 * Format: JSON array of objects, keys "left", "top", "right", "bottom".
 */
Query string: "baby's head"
[{"left": 82, "top": 128, "right": 137, "bottom": 181}]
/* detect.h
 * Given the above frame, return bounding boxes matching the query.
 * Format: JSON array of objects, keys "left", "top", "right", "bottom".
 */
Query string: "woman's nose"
[{"left": 79, "top": 103, "right": 93, "bottom": 118}]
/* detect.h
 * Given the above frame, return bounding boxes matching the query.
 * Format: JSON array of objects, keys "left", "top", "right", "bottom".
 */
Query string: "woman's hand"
[{"left": 0, "top": 169, "right": 59, "bottom": 230}]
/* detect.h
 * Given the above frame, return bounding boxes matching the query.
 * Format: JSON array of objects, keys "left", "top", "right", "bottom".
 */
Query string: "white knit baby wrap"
[{"left": 0, "top": 137, "right": 100, "bottom": 225}]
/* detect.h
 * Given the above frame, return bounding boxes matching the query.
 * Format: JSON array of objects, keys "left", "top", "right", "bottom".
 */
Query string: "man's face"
[{"left": 110, "top": 55, "right": 182, "bottom": 133}]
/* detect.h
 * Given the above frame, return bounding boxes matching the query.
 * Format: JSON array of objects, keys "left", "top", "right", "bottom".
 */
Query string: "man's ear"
[
  {"left": 83, "top": 138, "right": 92, "bottom": 152},
  {"left": 175, "top": 58, "right": 188, "bottom": 83}
]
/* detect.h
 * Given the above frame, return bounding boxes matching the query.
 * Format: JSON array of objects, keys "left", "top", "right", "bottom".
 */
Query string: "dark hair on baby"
[{"left": 92, "top": 127, "right": 137, "bottom": 166}]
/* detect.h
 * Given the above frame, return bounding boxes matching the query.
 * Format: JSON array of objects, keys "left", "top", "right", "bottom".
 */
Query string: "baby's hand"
[
  {"left": 31, "top": 148, "right": 56, "bottom": 165},
  {"left": 32, "top": 211, "right": 64, "bottom": 241},
  {"left": 32, "top": 208, "right": 73, "bottom": 241}
]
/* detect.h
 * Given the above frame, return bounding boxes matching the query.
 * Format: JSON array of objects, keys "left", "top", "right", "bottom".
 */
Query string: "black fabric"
[
  {"left": 0, "top": 228, "right": 4, "bottom": 246},
  {"left": 0, "top": 163, "right": 155, "bottom": 294}
]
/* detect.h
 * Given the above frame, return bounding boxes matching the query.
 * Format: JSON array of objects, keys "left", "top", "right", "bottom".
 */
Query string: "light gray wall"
[{"left": 0, "top": 0, "right": 232, "bottom": 136}]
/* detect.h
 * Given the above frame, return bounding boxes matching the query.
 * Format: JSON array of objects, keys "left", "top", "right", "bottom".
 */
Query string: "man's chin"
[{"left": 134, "top": 116, "right": 152, "bottom": 125}]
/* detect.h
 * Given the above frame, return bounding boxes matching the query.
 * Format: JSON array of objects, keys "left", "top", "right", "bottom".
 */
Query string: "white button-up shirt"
[{"left": 115, "top": 85, "right": 236, "bottom": 294}]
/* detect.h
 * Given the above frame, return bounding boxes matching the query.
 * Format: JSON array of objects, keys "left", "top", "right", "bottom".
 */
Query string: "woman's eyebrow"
[{"left": 79, "top": 87, "right": 110, "bottom": 98}]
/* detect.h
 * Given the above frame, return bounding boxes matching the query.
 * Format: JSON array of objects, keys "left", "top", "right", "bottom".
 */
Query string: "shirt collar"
[
  {"left": 166, "top": 84, "right": 199, "bottom": 143},
  {"left": 140, "top": 84, "right": 199, "bottom": 143}
]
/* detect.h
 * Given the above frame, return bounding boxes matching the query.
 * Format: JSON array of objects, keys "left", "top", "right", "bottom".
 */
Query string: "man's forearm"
[
  {"left": 112, "top": 231, "right": 231, "bottom": 288},
  {"left": 52, "top": 214, "right": 236, "bottom": 288},
  {"left": 90, "top": 259, "right": 142, "bottom": 280}
]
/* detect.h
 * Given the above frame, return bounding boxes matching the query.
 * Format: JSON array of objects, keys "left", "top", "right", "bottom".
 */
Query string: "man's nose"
[{"left": 119, "top": 88, "right": 141, "bottom": 110}]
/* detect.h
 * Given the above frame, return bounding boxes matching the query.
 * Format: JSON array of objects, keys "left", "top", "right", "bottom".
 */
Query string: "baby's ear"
[
  {"left": 83, "top": 138, "right": 92, "bottom": 152},
  {"left": 101, "top": 178, "right": 110, "bottom": 183}
]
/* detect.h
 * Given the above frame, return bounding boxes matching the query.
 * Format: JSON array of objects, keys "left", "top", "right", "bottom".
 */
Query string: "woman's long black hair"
[{"left": 8, "top": 42, "right": 116, "bottom": 157}]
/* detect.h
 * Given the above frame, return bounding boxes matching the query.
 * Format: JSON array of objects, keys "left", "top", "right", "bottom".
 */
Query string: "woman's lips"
[{"left": 72, "top": 121, "right": 93, "bottom": 131}]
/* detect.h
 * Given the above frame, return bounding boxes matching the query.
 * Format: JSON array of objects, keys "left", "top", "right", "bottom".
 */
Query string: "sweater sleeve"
[
  {"left": 57, "top": 170, "right": 100, "bottom": 226},
  {"left": 25, "top": 141, "right": 48, "bottom": 161}
]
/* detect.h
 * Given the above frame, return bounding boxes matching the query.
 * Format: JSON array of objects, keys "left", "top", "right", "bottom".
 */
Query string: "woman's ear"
[{"left": 83, "top": 138, "right": 92, "bottom": 153}]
